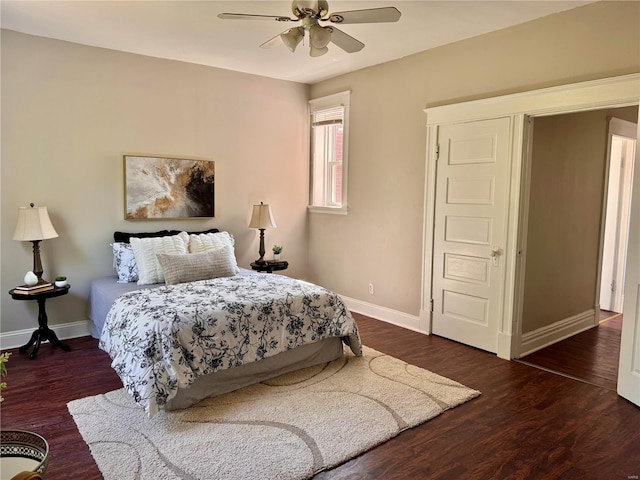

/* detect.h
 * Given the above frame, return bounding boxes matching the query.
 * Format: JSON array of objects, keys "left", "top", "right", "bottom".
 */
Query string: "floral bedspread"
[{"left": 99, "top": 272, "right": 362, "bottom": 416}]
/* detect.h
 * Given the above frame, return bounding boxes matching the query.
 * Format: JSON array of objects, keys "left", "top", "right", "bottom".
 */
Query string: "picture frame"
[{"left": 124, "top": 155, "right": 215, "bottom": 220}]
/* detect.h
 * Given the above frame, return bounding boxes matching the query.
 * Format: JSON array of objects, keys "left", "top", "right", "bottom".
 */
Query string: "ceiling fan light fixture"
[
  {"left": 220, "top": 1, "right": 402, "bottom": 57},
  {"left": 309, "top": 45, "right": 329, "bottom": 57},
  {"left": 281, "top": 27, "right": 303, "bottom": 52},
  {"left": 309, "top": 24, "right": 331, "bottom": 49}
]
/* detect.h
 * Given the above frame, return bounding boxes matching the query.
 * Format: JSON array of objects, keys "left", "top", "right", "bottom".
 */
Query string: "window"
[{"left": 309, "top": 91, "right": 350, "bottom": 214}]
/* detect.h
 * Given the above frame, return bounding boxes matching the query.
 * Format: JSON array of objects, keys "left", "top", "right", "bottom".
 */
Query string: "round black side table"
[
  {"left": 250, "top": 261, "right": 289, "bottom": 273},
  {"left": 9, "top": 285, "right": 72, "bottom": 360}
]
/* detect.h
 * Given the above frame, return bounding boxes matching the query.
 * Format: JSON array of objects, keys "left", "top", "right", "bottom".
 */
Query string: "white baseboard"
[
  {"left": 341, "top": 296, "right": 425, "bottom": 334},
  {"left": 0, "top": 320, "right": 92, "bottom": 350},
  {"left": 0, "top": 301, "right": 422, "bottom": 350},
  {"left": 518, "top": 309, "right": 597, "bottom": 357}
]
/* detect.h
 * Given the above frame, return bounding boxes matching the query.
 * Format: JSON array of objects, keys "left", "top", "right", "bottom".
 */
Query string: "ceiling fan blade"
[
  {"left": 260, "top": 32, "right": 285, "bottom": 49},
  {"left": 327, "top": 27, "right": 364, "bottom": 53},
  {"left": 324, "top": 7, "right": 401, "bottom": 24},
  {"left": 218, "top": 13, "right": 298, "bottom": 22}
]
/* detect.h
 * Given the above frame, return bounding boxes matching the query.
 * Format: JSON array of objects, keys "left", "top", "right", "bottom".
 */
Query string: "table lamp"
[
  {"left": 13, "top": 203, "right": 59, "bottom": 284},
  {"left": 248, "top": 201, "right": 276, "bottom": 264}
]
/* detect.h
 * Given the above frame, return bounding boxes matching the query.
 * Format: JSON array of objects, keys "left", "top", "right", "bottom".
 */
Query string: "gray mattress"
[
  {"left": 88, "top": 273, "right": 345, "bottom": 410},
  {"left": 88, "top": 275, "right": 163, "bottom": 338}
]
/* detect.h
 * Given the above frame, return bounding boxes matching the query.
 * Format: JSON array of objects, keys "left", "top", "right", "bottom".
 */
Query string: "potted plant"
[
  {"left": 54, "top": 276, "right": 68, "bottom": 288},
  {"left": 272, "top": 245, "right": 283, "bottom": 261}
]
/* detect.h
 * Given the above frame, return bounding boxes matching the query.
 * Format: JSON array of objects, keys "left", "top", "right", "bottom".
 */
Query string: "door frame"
[
  {"left": 421, "top": 73, "right": 640, "bottom": 360},
  {"left": 597, "top": 118, "right": 637, "bottom": 313}
]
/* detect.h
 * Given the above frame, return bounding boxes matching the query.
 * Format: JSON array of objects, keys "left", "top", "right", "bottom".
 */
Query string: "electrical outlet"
[{"left": 368, "top": 283, "right": 374, "bottom": 295}]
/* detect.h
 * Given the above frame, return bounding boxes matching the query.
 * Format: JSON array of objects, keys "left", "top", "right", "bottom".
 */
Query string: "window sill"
[{"left": 308, "top": 206, "right": 348, "bottom": 215}]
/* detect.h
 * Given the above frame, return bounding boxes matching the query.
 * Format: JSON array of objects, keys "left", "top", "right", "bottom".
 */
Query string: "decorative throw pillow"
[
  {"left": 130, "top": 231, "right": 189, "bottom": 285},
  {"left": 112, "top": 242, "right": 139, "bottom": 283},
  {"left": 188, "top": 231, "right": 239, "bottom": 272},
  {"left": 156, "top": 246, "right": 237, "bottom": 285}
]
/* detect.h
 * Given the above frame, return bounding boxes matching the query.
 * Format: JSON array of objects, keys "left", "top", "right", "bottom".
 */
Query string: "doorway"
[
  {"left": 599, "top": 118, "right": 637, "bottom": 314},
  {"left": 518, "top": 109, "right": 637, "bottom": 388},
  {"left": 518, "top": 107, "right": 637, "bottom": 352}
]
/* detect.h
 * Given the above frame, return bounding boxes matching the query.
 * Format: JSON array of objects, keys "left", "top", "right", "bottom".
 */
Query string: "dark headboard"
[{"left": 114, "top": 228, "right": 220, "bottom": 243}]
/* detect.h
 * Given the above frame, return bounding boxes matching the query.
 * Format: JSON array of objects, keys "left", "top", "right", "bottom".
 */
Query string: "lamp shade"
[
  {"left": 310, "top": 24, "right": 331, "bottom": 49},
  {"left": 309, "top": 45, "right": 329, "bottom": 57},
  {"left": 281, "top": 27, "right": 303, "bottom": 52},
  {"left": 13, "top": 204, "right": 59, "bottom": 241},
  {"left": 248, "top": 202, "right": 277, "bottom": 229}
]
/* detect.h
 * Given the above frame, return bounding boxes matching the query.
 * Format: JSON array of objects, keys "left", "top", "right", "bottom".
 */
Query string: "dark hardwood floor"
[
  {"left": 1, "top": 312, "right": 638, "bottom": 480},
  {"left": 518, "top": 312, "right": 623, "bottom": 391}
]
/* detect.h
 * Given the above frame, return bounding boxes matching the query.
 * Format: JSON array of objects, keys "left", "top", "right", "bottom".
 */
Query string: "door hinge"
[
  {"left": 429, "top": 298, "right": 434, "bottom": 312},
  {"left": 435, "top": 144, "right": 440, "bottom": 161}
]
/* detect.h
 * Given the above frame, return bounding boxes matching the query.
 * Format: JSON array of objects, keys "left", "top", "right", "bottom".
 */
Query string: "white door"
[
  {"left": 600, "top": 119, "right": 637, "bottom": 312},
  {"left": 431, "top": 117, "right": 512, "bottom": 353},
  {"left": 617, "top": 113, "right": 640, "bottom": 407}
]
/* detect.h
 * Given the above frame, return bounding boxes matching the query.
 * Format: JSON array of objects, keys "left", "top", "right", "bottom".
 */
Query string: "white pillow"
[
  {"left": 188, "top": 231, "right": 239, "bottom": 272},
  {"left": 130, "top": 231, "right": 189, "bottom": 285},
  {"left": 156, "top": 246, "right": 236, "bottom": 285}
]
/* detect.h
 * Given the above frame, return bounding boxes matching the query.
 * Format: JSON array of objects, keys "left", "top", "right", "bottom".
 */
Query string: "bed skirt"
[{"left": 166, "top": 337, "right": 344, "bottom": 410}]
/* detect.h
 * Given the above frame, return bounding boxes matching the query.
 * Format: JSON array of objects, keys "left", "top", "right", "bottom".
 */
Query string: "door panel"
[
  {"left": 432, "top": 117, "right": 511, "bottom": 353},
  {"left": 617, "top": 115, "right": 640, "bottom": 407}
]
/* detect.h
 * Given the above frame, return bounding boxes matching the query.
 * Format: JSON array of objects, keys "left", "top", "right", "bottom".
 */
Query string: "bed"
[{"left": 90, "top": 229, "right": 362, "bottom": 417}]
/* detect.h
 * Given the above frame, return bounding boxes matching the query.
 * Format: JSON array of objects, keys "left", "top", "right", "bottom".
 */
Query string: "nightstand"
[
  {"left": 250, "top": 261, "right": 289, "bottom": 273},
  {"left": 9, "top": 284, "right": 72, "bottom": 359}
]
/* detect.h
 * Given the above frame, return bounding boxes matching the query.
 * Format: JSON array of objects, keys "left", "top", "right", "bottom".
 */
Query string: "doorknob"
[{"left": 491, "top": 246, "right": 502, "bottom": 266}]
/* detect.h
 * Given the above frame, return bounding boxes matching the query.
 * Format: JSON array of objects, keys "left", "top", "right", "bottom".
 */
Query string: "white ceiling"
[{"left": 1, "top": 1, "right": 592, "bottom": 84}]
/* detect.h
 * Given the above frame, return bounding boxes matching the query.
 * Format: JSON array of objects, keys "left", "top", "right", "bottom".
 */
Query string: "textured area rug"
[{"left": 68, "top": 346, "right": 480, "bottom": 480}]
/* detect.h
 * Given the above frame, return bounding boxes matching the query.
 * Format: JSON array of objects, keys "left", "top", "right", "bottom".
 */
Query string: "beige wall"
[
  {"left": 522, "top": 106, "right": 638, "bottom": 334},
  {"left": 308, "top": 1, "right": 640, "bottom": 317},
  {"left": 1, "top": 30, "right": 309, "bottom": 337},
  {"left": 1, "top": 1, "right": 639, "bottom": 342}
]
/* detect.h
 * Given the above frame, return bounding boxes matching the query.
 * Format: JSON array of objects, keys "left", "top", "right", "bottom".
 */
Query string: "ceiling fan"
[{"left": 218, "top": 1, "right": 401, "bottom": 57}]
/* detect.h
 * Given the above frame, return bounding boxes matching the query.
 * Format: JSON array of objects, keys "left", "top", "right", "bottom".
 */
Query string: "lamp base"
[
  {"left": 256, "top": 228, "right": 267, "bottom": 264},
  {"left": 31, "top": 240, "right": 45, "bottom": 283}
]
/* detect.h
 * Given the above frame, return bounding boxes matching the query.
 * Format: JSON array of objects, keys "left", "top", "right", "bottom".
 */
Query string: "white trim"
[
  {"left": 497, "top": 332, "right": 513, "bottom": 359},
  {"left": 0, "top": 320, "right": 92, "bottom": 350},
  {"left": 609, "top": 117, "right": 639, "bottom": 140},
  {"left": 309, "top": 90, "right": 350, "bottom": 212},
  {"left": 307, "top": 205, "right": 348, "bottom": 215},
  {"left": 519, "top": 309, "right": 597, "bottom": 357},
  {"left": 341, "top": 295, "right": 424, "bottom": 334},
  {"left": 499, "top": 114, "right": 526, "bottom": 359},
  {"left": 425, "top": 74, "right": 640, "bottom": 125},
  {"left": 420, "top": 124, "right": 438, "bottom": 333},
  {"left": 510, "top": 115, "right": 535, "bottom": 359},
  {"left": 309, "top": 90, "right": 351, "bottom": 110},
  {"left": 616, "top": 107, "right": 640, "bottom": 406}
]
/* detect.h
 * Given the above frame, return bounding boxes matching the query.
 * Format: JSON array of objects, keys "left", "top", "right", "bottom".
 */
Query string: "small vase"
[
  {"left": 55, "top": 280, "right": 68, "bottom": 288},
  {"left": 24, "top": 271, "right": 38, "bottom": 286},
  {"left": 273, "top": 254, "right": 280, "bottom": 261}
]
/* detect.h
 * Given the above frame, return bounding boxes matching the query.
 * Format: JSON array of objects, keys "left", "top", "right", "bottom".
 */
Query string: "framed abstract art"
[{"left": 124, "top": 155, "right": 215, "bottom": 220}]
